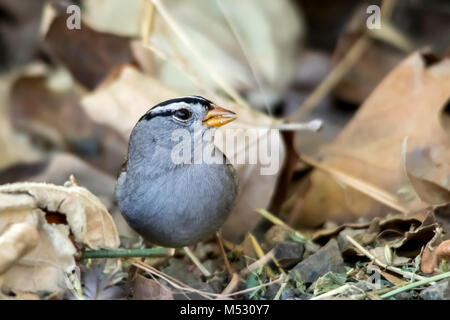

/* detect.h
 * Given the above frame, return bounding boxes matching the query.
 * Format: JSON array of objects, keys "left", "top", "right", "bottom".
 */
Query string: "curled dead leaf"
[
  {"left": 421, "top": 239, "right": 450, "bottom": 274},
  {"left": 0, "top": 181, "right": 119, "bottom": 295}
]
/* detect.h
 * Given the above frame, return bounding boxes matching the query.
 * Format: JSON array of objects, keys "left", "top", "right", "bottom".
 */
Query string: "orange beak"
[{"left": 202, "top": 104, "right": 237, "bottom": 127}]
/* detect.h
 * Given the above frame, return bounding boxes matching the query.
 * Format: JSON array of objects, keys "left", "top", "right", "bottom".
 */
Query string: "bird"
[{"left": 115, "top": 96, "right": 238, "bottom": 248}]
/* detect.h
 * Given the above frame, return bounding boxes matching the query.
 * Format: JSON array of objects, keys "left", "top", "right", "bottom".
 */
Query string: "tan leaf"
[
  {"left": 299, "top": 51, "right": 450, "bottom": 226},
  {"left": 0, "top": 182, "right": 119, "bottom": 249},
  {"left": 0, "top": 182, "right": 119, "bottom": 294}
]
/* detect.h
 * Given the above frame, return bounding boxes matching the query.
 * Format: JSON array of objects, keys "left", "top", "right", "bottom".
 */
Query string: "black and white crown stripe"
[{"left": 139, "top": 96, "right": 214, "bottom": 121}]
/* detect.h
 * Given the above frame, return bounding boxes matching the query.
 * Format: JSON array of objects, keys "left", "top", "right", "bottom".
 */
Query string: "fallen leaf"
[
  {"left": 133, "top": 274, "right": 173, "bottom": 300},
  {"left": 9, "top": 72, "right": 128, "bottom": 176},
  {"left": 0, "top": 181, "right": 119, "bottom": 295},
  {"left": 298, "top": 51, "right": 450, "bottom": 226},
  {"left": 421, "top": 239, "right": 450, "bottom": 274},
  {"left": 42, "top": 4, "right": 137, "bottom": 89}
]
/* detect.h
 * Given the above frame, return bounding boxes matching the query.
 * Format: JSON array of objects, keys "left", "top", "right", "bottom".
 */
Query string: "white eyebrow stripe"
[{"left": 150, "top": 102, "right": 191, "bottom": 114}]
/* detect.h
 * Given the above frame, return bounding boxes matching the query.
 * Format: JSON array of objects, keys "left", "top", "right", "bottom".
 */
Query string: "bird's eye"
[{"left": 173, "top": 108, "right": 192, "bottom": 121}]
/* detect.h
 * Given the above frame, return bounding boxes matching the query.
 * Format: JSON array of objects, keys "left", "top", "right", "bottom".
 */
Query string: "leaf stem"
[{"left": 81, "top": 247, "right": 173, "bottom": 259}]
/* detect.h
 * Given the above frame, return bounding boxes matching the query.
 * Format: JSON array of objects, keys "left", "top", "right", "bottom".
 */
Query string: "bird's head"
[{"left": 127, "top": 96, "right": 237, "bottom": 165}]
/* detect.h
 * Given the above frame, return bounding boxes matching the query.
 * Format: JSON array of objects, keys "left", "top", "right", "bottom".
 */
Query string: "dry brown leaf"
[
  {"left": 42, "top": 4, "right": 136, "bottom": 90},
  {"left": 133, "top": 274, "right": 173, "bottom": 300},
  {"left": 9, "top": 72, "right": 128, "bottom": 176},
  {"left": 406, "top": 174, "right": 450, "bottom": 206},
  {"left": 0, "top": 181, "right": 119, "bottom": 294},
  {"left": 298, "top": 51, "right": 450, "bottom": 226},
  {"left": 421, "top": 239, "right": 450, "bottom": 274},
  {"left": 81, "top": 65, "right": 286, "bottom": 242}
]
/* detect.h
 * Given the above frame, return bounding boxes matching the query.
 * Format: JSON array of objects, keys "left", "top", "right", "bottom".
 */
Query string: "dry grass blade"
[
  {"left": 216, "top": 0, "right": 271, "bottom": 115},
  {"left": 132, "top": 259, "right": 282, "bottom": 299},
  {"left": 183, "top": 246, "right": 211, "bottom": 277},
  {"left": 140, "top": 0, "right": 155, "bottom": 43},
  {"left": 152, "top": 0, "right": 251, "bottom": 110},
  {"left": 346, "top": 235, "right": 426, "bottom": 281}
]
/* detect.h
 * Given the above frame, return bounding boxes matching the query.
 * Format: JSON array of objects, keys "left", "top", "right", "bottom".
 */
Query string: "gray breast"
[{"left": 116, "top": 162, "right": 237, "bottom": 247}]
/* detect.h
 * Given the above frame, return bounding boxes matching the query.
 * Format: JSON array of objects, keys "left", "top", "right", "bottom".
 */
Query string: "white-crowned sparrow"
[{"left": 115, "top": 96, "right": 238, "bottom": 247}]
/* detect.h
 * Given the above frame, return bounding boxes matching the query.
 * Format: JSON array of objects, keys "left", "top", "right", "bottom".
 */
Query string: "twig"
[
  {"left": 310, "top": 284, "right": 352, "bottom": 300},
  {"left": 219, "top": 273, "right": 241, "bottom": 297},
  {"left": 132, "top": 259, "right": 214, "bottom": 299},
  {"left": 216, "top": 232, "right": 233, "bottom": 279},
  {"left": 133, "top": 259, "right": 283, "bottom": 299},
  {"left": 241, "top": 249, "right": 275, "bottom": 277},
  {"left": 349, "top": 283, "right": 404, "bottom": 300},
  {"left": 218, "top": 249, "right": 276, "bottom": 297},
  {"left": 140, "top": 0, "right": 155, "bottom": 43},
  {"left": 273, "top": 277, "right": 288, "bottom": 300},
  {"left": 216, "top": 0, "right": 271, "bottom": 115},
  {"left": 381, "top": 271, "right": 450, "bottom": 299},
  {"left": 276, "top": 120, "right": 323, "bottom": 132},
  {"left": 255, "top": 209, "right": 308, "bottom": 241},
  {"left": 184, "top": 246, "right": 211, "bottom": 277},
  {"left": 81, "top": 247, "right": 173, "bottom": 259},
  {"left": 247, "top": 232, "right": 275, "bottom": 277},
  {"left": 346, "top": 235, "right": 426, "bottom": 281}
]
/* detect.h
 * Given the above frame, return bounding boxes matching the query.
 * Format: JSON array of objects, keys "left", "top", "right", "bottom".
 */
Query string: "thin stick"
[
  {"left": 183, "top": 246, "right": 211, "bottom": 277},
  {"left": 276, "top": 120, "right": 323, "bottom": 132},
  {"left": 132, "top": 259, "right": 214, "bottom": 299},
  {"left": 133, "top": 258, "right": 283, "bottom": 299},
  {"left": 81, "top": 247, "right": 173, "bottom": 259},
  {"left": 346, "top": 235, "right": 426, "bottom": 281},
  {"left": 216, "top": 232, "right": 233, "bottom": 279},
  {"left": 219, "top": 273, "right": 241, "bottom": 297},
  {"left": 381, "top": 271, "right": 450, "bottom": 299},
  {"left": 349, "top": 283, "right": 404, "bottom": 300},
  {"left": 140, "top": 0, "right": 155, "bottom": 43},
  {"left": 273, "top": 278, "right": 288, "bottom": 300},
  {"left": 216, "top": 0, "right": 271, "bottom": 115},
  {"left": 255, "top": 209, "right": 308, "bottom": 241},
  {"left": 218, "top": 249, "right": 276, "bottom": 297},
  {"left": 241, "top": 249, "right": 275, "bottom": 277},
  {"left": 247, "top": 233, "right": 276, "bottom": 278},
  {"left": 310, "top": 283, "right": 352, "bottom": 300}
]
